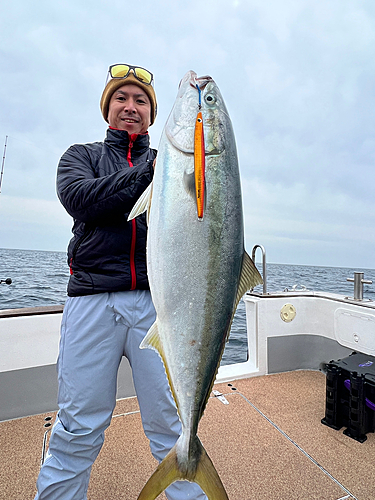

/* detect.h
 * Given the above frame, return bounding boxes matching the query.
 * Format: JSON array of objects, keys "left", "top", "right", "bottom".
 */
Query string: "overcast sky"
[{"left": 0, "top": 0, "right": 374, "bottom": 269}]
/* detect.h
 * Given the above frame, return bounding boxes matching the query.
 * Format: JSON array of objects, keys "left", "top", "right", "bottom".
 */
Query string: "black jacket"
[{"left": 57, "top": 128, "right": 156, "bottom": 296}]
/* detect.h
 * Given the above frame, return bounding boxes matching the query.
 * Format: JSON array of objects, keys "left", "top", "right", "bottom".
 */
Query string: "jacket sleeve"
[{"left": 56, "top": 144, "right": 154, "bottom": 223}]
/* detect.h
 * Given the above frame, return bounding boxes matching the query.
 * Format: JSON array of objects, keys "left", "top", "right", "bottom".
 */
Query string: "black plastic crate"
[{"left": 321, "top": 351, "right": 375, "bottom": 442}]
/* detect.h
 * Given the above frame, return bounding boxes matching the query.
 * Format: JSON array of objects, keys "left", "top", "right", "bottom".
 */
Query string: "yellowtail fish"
[{"left": 129, "top": 70, "right": 262, "bottom": 499}]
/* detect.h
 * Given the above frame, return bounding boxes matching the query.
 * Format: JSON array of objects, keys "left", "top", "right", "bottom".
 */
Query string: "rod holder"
[{"left": 347, "top": 272, "right": 372, "bottom": 301}]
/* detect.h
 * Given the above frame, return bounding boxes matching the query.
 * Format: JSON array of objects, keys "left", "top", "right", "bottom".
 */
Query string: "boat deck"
[{"left": 1, "top": 370, "right": 374, "bottom": 500}]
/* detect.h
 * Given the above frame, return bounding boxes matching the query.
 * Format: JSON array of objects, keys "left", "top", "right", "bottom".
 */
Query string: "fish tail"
[
  {"left": 137, "top": 446, "right": 180, "bottom": 500},
  {"left": 194, "top": 440, "right": 229, "bottom": 500},
  {"left": 137, "top": 437, "right": 228, "bottom": 500}
]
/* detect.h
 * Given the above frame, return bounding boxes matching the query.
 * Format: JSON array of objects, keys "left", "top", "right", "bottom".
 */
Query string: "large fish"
[{"left": 129, "top": 70, "right": 262, "bottom": 499}]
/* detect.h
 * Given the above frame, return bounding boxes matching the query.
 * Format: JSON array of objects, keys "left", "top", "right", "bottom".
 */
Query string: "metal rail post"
[{"left": 251, "top": 244, "right": 267, "bottom": 294}]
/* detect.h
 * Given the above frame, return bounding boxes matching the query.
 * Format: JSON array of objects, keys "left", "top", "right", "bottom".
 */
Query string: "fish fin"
[
  {"left": 234, "top": 251, "right": 263, "bottom": 312},
  {"left": 128, "top": 181, "right": 153, "bottom": 223},
  {"left": 137, "top": 437, "right": 228, "bottom": 500},
  {"left": 137, "top": 446, "right": 182, "bottom": 500},
  {"left": 194, "top": 444, "right": 229, "bottom": 500},
  {"left": 146, "top": 182, "right": 153, "bottom": 224},
  {"left": 140, "top": 320, "right": 161, "bottom": 351},
  {"left": 220, "top": 251, "right": 263, "bottom": 345},
  {"left": 140, "top": 321, "right": 180, "bottom": 416}
]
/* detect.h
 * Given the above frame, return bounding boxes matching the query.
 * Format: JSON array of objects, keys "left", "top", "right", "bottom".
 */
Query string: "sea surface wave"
[{"left": 1, "top": 248, "right": 374, "bottom": 365}]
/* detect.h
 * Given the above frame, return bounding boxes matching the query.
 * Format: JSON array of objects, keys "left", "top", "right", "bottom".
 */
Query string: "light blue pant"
[{"left": 35, "top": 291, "right": 206, "bottom": 500}]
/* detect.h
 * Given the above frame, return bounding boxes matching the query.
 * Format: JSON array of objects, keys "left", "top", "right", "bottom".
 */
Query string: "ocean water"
[{"left": 1, "top": 248, "right": 374, "bottom": 365}]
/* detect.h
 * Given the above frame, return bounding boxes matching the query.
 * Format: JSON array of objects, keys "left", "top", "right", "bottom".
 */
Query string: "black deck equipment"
[{"left": 322, "top": 351, "right": 375, "bottom": 443}]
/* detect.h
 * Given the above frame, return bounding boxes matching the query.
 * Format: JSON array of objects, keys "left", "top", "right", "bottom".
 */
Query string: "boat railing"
[
  {"left": 0, "top": 304, "right": 64, "bottom": 318},
  {"left": 251, "top": 244, "right": 267, "bottom": 294}
]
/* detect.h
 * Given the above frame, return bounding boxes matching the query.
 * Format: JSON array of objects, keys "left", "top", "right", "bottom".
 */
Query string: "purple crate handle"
[{"left": 344, "top": 379, "right": 375, "bottom": 411}]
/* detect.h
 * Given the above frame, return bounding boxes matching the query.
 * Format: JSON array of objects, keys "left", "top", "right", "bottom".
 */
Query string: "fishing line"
[{"left": 196, "top": 84, "right": 202, "bottom": 110}]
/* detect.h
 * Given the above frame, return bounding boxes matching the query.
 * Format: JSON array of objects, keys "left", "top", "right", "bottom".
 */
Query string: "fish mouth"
[
  {"left": 168, "top": 70, "right": 225, "bottom": 155},
  {"left": 190, "top": 74, "right": 213, "bottom": 91},
  {"left": 179, "top": 71, "right": 213, "bottom": 91}
]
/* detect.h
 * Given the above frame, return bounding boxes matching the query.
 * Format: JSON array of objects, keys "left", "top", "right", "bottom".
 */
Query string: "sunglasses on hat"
[{"left": 106, "top": 64, "right": 154, "bottom": 86}]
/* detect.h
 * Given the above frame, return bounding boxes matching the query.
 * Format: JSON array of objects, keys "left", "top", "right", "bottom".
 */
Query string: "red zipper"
[
  {"left": 127, "top": 135, "right": 135, "bottom": 166},
  {"left": 128, "top": 134, "right": 137, "bottom": 290},
  {"left": 130, "top": 219, "right": 137, "bottom": 290}
]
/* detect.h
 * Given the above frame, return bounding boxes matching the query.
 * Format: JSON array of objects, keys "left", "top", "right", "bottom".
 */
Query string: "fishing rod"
[{"left": 0, "top": 135, "right": 8, "bottom": 194}]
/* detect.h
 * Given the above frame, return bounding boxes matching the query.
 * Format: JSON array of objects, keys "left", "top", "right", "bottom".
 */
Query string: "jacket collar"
[{"left": 105, "top": 127, "right": 150, "bottom": 153}]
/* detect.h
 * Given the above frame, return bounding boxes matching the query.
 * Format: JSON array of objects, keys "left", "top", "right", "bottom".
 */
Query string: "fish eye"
[{"left": 205, "top": 94, "right": 216, "bottom": 104}]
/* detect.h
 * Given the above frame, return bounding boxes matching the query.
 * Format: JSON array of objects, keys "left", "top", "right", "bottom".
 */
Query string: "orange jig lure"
[{"left": 194, "top": 110, "right": 205, "bottom": 220}]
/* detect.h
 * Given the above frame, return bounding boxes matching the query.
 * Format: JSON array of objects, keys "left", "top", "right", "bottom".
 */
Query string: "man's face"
[{"left": 107, "top": 84, "right": 151, "bottom": 134}]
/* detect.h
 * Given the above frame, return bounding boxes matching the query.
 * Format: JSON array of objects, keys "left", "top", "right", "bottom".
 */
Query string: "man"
[{"left": 35, "top": 64, "right": 206, "bottom": 500}]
